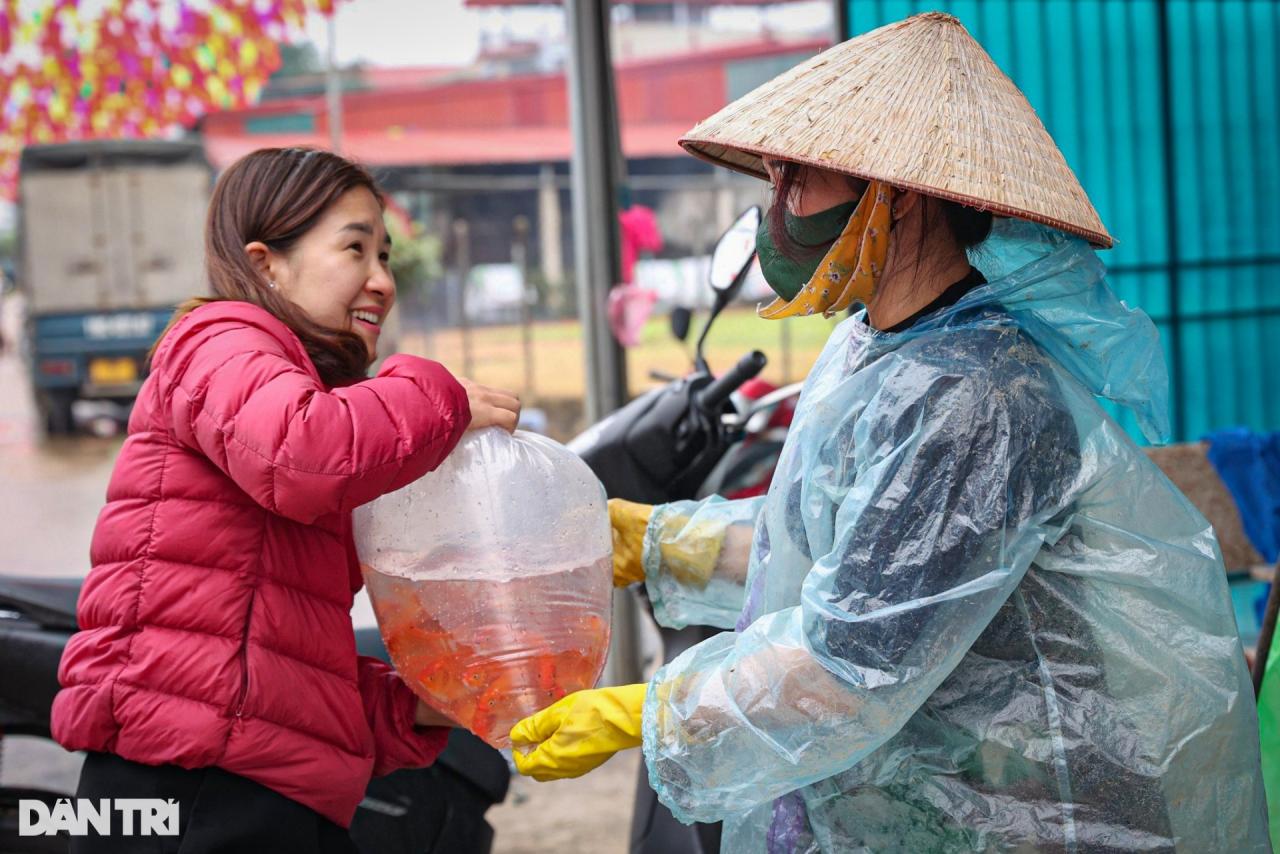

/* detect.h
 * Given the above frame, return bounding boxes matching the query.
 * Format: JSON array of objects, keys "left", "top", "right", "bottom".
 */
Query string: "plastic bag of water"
[{"left": 354, "top": 427, "right": 612, "bottom": 748}]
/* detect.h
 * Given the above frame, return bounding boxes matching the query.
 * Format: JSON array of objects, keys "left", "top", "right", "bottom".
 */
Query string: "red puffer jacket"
[{"left": 52, "top": 301, "right": 470, "bottom": 827}]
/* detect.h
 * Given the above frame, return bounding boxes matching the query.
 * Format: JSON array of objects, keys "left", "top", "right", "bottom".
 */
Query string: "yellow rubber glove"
[
  {"left": 659, "top": 520, "right": 725, "bottom": 588},
  {"left": 610, "top": 499, "right": 727, "bottom": 589},
  {"left": 609, "top": 499, "right": 653, "bottom": 587},
  {"left": 510, "top": 684, "right": 647, "bottom": 782}
]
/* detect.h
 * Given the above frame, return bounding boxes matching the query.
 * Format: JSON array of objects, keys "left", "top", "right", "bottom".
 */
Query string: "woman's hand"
[
  {"left": 414, "top": 699, "right": 459, "bottom": 728},
  {"left": 459, "top": 378, "right": 520, "bottom": 433}
]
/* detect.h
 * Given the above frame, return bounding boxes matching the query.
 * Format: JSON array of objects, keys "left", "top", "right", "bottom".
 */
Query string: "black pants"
[{"left": 70, "top": 752, "right": 358, "bottom": 854}]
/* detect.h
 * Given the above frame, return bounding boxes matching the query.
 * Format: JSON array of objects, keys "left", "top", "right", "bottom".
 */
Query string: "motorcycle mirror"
[
  {"left": 670, "top": 306, "right": 692, "bottom": 341},
  {"left": 694, "top": 206, "right": 761, "bottom": 372},
  {"left": 708, "top": 205, "right": 762, "bottom": 296}
]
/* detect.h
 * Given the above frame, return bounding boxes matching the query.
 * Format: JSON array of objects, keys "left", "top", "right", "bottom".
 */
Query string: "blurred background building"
[
  {"left": 0, "top": 0, "right": 1276, "bottom": 441},
  {"left": 200, "top": 1, "right": 829, "bottom": 333}
]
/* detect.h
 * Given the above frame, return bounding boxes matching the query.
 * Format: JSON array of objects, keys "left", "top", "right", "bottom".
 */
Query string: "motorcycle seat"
[{"left": 0, "top": 575, "right": 81, "bottom": 632}]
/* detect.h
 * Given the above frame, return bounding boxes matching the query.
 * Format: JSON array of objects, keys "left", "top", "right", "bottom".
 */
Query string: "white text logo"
[{"left": 19, "top": 798, "right": 179, "bottom": 837}]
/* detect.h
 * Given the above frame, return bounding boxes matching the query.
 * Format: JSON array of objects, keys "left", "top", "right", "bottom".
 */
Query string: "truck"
[{"left": 17, "top": 139, "right": 211, "bottom": 435}]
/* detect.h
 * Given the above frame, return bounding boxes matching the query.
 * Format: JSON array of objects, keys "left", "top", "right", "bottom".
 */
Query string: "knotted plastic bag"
[{"left": 354, "top": 428, "right": 613, "bottom": 748}]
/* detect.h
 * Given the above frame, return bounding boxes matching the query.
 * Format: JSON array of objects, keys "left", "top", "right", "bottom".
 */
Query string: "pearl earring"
[{"left": 268, "top": 280, "right": 277, "bottom": 289}]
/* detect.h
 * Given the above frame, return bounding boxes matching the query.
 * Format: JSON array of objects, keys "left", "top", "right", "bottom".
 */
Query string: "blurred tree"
[
  {"left": 0, "top": 0, "right": 339, "bottom": 198},
  {"left": 0, "top": 230, "right": 15, "bottom": 291},
  {"left": 276, "top": 43, "right": 324, "bottom": 77},
  {"left": 261, "top": 41, "right": 368, "bottom": 101},
  {"left": 386, "top": 212, "right": 444, "bottom": 315}
]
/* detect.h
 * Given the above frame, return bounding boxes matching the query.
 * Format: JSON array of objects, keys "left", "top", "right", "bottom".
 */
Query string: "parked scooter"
[
  {"left": 569, "top": 206, "right": 803, "bottom": 854},
  {"left": 0, "top": 576, "right": 508, "bottom": 853}
]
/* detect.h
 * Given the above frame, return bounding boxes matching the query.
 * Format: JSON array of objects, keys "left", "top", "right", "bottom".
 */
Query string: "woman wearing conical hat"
[{"left": 511, "top": 13, "right": 1269, "bottom": 852}]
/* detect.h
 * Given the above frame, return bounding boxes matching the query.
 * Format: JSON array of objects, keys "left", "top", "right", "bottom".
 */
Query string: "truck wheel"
[{"left": 36, "top": 390, "right": 76, "bottom": 437}]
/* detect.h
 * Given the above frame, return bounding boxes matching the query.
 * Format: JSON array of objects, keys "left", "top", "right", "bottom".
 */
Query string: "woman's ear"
[
  {"left": 244, "top": 241, "right": 275, "bottom": 283},
  {"left": 891, "top": 190, "right": 919, "bottom": 223}
]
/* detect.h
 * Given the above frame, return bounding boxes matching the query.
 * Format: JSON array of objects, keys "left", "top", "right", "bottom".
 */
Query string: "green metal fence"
[{"left": 842, "top": 0, "right": 1280, "bottom": 442}]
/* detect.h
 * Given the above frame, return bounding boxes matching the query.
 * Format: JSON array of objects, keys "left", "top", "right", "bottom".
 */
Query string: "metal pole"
[
  {"left": 452, "top": 219, "right": 474, "bottom": 379},
  {"left": 565, "top": 0, "right": 628, "bottom": 423},
  {"left": 1253, "top": 573, "right": 1280, "bottom": 695},
  {"left": 834, "top": 0, "right": 850, "bottom": 41},
  {"left": 513, "top": 215, "right": 536, "bottom": 403},
  {"left": 325, "top": 14, "right": 343, "bottom": 153},
  {"left": 537, "top": 164, "right": 565, "bottom": 306},
  {"left": 565, "top": 0, "right": 640, "bottom": 686},
  {"left": 1156, "top": 0, "right": 1184, "bottom": 440}
]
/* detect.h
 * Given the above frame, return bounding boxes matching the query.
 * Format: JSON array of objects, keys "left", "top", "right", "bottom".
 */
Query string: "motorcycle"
[
  {"left": 570, "top": 205, "right": 791, "bottom": 500},
  {"left": 0, "top": 576, "right": 509, "bottom": 854}
]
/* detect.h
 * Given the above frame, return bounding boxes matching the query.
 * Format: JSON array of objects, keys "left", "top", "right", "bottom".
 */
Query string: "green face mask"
[{"left": 755, "top": 200, "right": 859, "bottom": 302}]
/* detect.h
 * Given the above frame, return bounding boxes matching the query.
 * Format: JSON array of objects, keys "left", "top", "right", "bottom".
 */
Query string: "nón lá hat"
[{"left": 679, "top": 12, "right": 1113, "bottom": 248}]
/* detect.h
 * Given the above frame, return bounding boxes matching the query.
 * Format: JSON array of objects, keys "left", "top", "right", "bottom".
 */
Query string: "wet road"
[
  {"left": 0, "top": 298, "right": 123, "bottom": 579},
  {"left": 0, "top": 295, "right": 115, "bottom": 792}
]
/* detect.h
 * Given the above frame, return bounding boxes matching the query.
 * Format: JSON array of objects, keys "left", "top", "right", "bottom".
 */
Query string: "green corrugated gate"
[{"left": 842, "top": 0, "right": 1280, "bottom": 442}]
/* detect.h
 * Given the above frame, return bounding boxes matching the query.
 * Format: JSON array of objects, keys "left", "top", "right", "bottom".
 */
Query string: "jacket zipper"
[{"left": 233, "top": 591, "right": 256, "bottom": 718}]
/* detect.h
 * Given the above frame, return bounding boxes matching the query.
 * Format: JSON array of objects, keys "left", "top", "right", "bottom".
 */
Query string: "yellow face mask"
[{"left": 758, "top": 180, "right": 893, "bottom": 320}]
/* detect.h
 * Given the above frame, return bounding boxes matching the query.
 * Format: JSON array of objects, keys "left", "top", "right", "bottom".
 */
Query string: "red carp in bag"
[{"left": 354, "top": 427, "right": 612, "bottom": 748}]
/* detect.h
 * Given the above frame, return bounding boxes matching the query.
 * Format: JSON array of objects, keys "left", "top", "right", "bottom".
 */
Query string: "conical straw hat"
[{"left": 680, "top": 12, "right": 1113, "bottom": 248}]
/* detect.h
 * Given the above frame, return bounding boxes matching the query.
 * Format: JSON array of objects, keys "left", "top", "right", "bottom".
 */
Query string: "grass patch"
[{"left": 400, "top": 306, "right": 845, "bottom": 400}]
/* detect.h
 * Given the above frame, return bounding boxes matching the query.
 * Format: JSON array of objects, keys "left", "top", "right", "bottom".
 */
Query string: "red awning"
[{"left": 202, "top": 122, "right": 695, "bottom": 170}]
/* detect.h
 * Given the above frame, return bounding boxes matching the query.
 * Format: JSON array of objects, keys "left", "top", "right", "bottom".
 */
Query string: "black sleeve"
[{"left": 814, "top": 337, "right": 1081, "bottom": 672}]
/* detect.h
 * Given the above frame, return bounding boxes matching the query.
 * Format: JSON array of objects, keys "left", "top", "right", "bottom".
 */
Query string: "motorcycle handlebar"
[{"left": 697, "top": 350, "right": 767, "bottom": 412}]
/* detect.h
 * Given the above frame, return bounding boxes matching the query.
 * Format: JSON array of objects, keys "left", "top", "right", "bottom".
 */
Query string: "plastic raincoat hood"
[
  {"left": 958, "top": 220, "right": 1169, "bottom": 444},
  {"left": 638, "top": 220, "right": 1269, "bottom": 852}
]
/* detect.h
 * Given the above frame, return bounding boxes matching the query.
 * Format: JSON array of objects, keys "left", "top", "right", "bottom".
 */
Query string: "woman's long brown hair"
[{"left": 151, "top": 147, "right": 383, "bottom": 387}]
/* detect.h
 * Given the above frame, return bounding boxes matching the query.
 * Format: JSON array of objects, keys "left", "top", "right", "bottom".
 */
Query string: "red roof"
[
  {"left": 202, "top": 38, "right": 830, "bottom": 170},
  {"left": 204, "top": 122, "right": 695, "bottom": 169},
  {"left": 357, "top": 66, "right": 462, "bottom": 89}
]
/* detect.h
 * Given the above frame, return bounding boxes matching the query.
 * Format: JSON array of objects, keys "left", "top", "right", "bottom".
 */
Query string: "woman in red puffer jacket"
[{"left": 52, "top": 147, "right": 520, "bottom": 853}]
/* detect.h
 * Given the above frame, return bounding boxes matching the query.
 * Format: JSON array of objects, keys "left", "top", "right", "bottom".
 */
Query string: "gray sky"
[
  {"left": 304, "top": 0, "right": 491, "bottom": 67},
  {"left": 304, "top": 0, "right": 832, "bottom": 68}
]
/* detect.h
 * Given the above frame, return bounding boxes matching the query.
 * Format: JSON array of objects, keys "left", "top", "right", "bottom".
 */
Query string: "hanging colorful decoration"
[{"left": 0, "top": 0, "right": 337, "bottom": 199}]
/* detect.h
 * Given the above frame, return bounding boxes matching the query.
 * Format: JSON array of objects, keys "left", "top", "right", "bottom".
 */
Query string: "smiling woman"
[
  {"left": 246, "top": 187, "right": 396, "bottom": 361},
  {"left": 51, "top": 146, "right": 522, "bottom": 853},
  {"left": 158, "top": 148, "right": 388, "bottom": 386}
]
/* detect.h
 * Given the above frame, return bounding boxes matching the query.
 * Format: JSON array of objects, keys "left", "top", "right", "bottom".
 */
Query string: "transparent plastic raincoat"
[{"left": 639, "top": 220, "right": 1270, "bottom": 852}]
